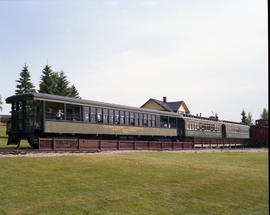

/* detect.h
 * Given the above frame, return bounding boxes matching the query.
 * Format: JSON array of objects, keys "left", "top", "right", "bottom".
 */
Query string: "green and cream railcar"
[{"left": 6, "top": 93, "right": 179, "bottom": 147}]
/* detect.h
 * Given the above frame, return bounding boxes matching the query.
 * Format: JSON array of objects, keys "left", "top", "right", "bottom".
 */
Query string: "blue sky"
[{"left": 0, "top": 0, "right": 268, "bottom": 121}]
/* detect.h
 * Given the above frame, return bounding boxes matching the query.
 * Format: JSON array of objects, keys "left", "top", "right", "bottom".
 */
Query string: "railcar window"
[
  {"left": 82, "top": 106, "right": 90, "bottom": 122},
  {"left": 139, "top": 113, "right": 143, "bottom": 127},
  {"left": 97, "top": 108, "right": 103, "bottom": 123},
  {"left": 25, "top": 100, "right": 42, "bottom": 129},
  {"left": 134, "top": 112, "right": 139, "bottom": 126},
  {"left": 109, "top": 109, "right": 114, "bottom": 125},
  {"left": 143, "top": 114, "right": 148, "bottom": 127},
  {"left": 74, "top": 106, "right": 82, "bottom": 121},
  {"left": 152, "top": 115, "right": 156, "bottom": 127},
  {"left": 148, "top": 114, "right": 151, "bottom": 127},
  {"left": 125, "top": 111, "right": 129, "bottom": 126},
  {"left": 90, "top": 107, "right": 96, "bottom": 123},
  {"left": 46, "top": 101, "right": 64, "bottom": 120},
  {"left": 103, "top": 109, "right": 108, "bottom": 124},
  {"left": 114, "top": 110, "right": 119, "bottom": 125},
  {"left": 169, "top": 117, "right": 176, "bottom": 128},
  {"left": 160, "top": 116, "right": 168, "bottom": 128},
  {"left": 120, "top": 111, "right": 124, "bottom": 125},
  {"left": 156, "top": 115, "right": 160, "bottom": 128},
  {"left": 66, "top": 104, "right": 82, "bottom": 121},
  {"left": 16, "top": 101, "right": 23, "bottom": 130},
  {"left": 130, "top": 112, "right": 135, "bottom": 126}
]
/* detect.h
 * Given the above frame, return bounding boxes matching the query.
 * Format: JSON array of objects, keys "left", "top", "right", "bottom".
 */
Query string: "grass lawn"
[
  {"left": 0, "top": 123, "right": 7, "bottom": 137},
  {"left": 0, "top": 152, "right": 268, "bottom": 215}
]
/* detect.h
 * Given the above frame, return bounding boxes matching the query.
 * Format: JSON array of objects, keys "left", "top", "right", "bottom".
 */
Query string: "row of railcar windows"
[
  {"left": 186, "top": 120, "right": 221, "bottom": 132},
  {"left": 45, "top": 102, "right": 177, "bottom": 129},
  {"left": 226, "top": 125, "right": 249, "bottom": 134},
  {"left": 88, "top": 107, "right": 177, "bottom": 128}
]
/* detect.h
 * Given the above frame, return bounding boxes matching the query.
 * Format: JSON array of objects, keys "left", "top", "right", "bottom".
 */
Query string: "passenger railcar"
[
  {"left": 5, "top": 93, "right": 250, "bottom": 149},
  {"left": 6, "top": 93, "right": 180, "bottom": 148}
]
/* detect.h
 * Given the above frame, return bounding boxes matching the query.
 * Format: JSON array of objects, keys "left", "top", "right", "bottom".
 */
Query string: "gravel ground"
[{"left": 0, "top": 148, "right": 268, "bottom": 158}]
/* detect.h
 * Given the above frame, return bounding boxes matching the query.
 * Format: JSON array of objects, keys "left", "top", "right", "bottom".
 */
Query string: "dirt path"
[{"left": 0, "top": 148, "right": 268, "bottom": 158}]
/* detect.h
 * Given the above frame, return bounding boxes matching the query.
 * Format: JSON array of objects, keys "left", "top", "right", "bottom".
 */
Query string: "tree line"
[
  {"left": 15, "top": 63, "right": 79, "bottom": 98},
  {"left": 241, "top": 108, "right": 268, "bottom": 126}
]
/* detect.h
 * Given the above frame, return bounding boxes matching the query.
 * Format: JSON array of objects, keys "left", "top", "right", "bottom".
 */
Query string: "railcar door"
[
  {"left": 177, "top": 118, "right": 185, "bottom": 139},
  {"left": 222, "top": 124, "right": 226, "bottom": 138}
]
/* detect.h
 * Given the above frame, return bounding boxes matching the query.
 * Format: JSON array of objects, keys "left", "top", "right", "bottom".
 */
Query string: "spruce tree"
[
  {"left": 15, "top": 63, "right": 36, "bottom": 95},
  {"left": 39, "top": 65, "right": 79, "bottom": 98},
  {"left": 68, "top": 84, "right": 80, "bottom": 98},
  {"left": 260, "top": 108, "right": 268, "bottom": 120},
  {"left": 241, "top": 110, "right": 247, "bottom": 124},
  {"left": 246, "top": 112, "right": 253, "bottom": 126},
  {"left": 55, "top": 71, "right": 70, "bottom": 96},
  {"left": 39, "top": 65, "right": 55, "bottom": 94}
]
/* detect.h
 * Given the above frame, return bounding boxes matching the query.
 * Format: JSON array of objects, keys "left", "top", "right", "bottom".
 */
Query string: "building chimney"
[
  {"left": 199, "top": 113, "right": 202, "bottom": 117},
  {"left": 163, "top": 96, "right": 167, "bottom": 103}
]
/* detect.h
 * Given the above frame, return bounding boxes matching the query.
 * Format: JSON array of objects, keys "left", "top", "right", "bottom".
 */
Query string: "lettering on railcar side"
[{"left": 102, "top": 125, "right": 144, "bottom": 134}]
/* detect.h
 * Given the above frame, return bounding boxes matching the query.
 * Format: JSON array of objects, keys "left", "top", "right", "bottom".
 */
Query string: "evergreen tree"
[
  {"left": 15, "top": 63, "right": 36, "bottom": 94},
  {"left": 0, "top": 95, "right": 2, "bottom": 112},
  {"left": 55, "top": 71, "right": 70, "bottom": 96},
  {"left": 246, "top": 112, "right": 253, "bottom": 126},
  {"left": 39, "top": 65, "right": 79, "bottom": 98},
  {"left": 260, "top": 108, "right": 268, "bottom": 120},
  {"left": 241, "top": 109, "right": 247, "bottom": 124},
  {"left": 39, "top": 65, "right": 55, "bottom": 94},
  {"left": 68, "top": 84, "right": 80, "bottom": 98}
]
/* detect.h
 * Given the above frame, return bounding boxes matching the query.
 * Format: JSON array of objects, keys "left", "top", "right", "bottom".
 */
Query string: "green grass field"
[
  {"left": 0, "top": 152, "right": 268, "bottom": 215},
  {"left": 0, "top": 123, "right": 7, "bottom": 137}
]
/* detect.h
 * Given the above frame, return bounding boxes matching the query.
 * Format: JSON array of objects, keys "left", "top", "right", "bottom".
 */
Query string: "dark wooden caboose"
[{"left": 250, "top": 120, "right": 268, "bottom": 146}]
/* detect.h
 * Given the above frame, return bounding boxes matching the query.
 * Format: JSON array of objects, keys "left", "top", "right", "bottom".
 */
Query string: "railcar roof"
[{"left": 6, "top": 93, "right": 181, "bottom": 117}]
